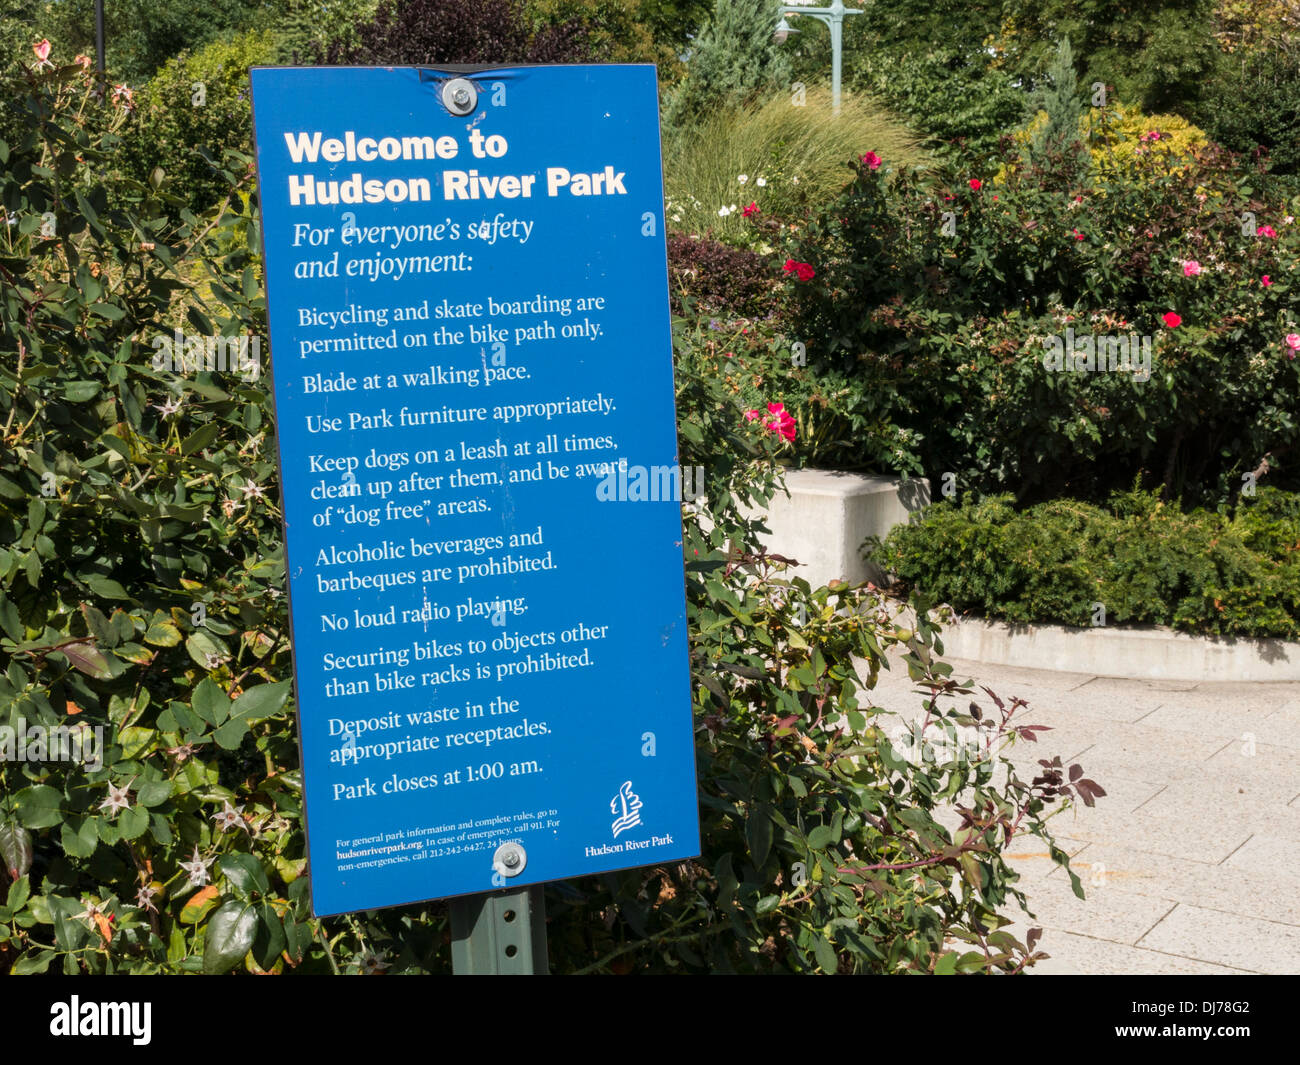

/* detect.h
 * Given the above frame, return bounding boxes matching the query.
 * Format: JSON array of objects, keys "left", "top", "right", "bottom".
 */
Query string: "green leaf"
[
  {"left": 933, "top": 951, "right": 958, "bottom": 975},
  {"left": 144, "top": 617, "right": 182, "bottom": 647},
  {"left": 181, "top": 423, "right": 220, "bottom": 456},
  {"left": 6, "top": 875, "right": 31, "bottom": 914},
  {"left": 806, "top": 824, "right": 836, "bottom": 850},
  {"left": 11, "top": 950, "right": 55, "bottom": 974},
  {"left": 63, "top": 380, "right": 101, "bottom": 402},
  {"left": 220, "top": 853, "right": 270, "bottom": 899},
  {"left": 186, "top": 630, "right": 227, "bottom": 670},
  {"left": 83, "top": 574, "right": 130, "bottom": 600},
  {"left": 203, "top": 900, "right": 258, "bottom": 974},
  {"left": 192, "top": 677, "right": 231, "bottom": 726},
  {"left": 0, "top": 598, "right": 21, "bottom": 641},
  {"left": 231, "top": 680, "right": 290, "bottom": 723},
  {"left": 60, "top": 818, "right": 100, "bottom": 859},
  {"left": 813, "top": 934, "right": 838, "bottom": 973},
  {"left": 746, "top": 805, "right": 773, "bottom": 868},
  {"left": 118, "top": 805, "right": 150, "bottom": 840},
  {"left": 14, "top": 786, "right": 63, "bottom": 830},
  {"left": 136, "top": 778, "right": 173, "bottom": 807},
  {"left": 213, "top": 717, "right": 249, "bottom": 750},
  {"left": 253, "top": 903, "right": 286, "bottom": 970}
]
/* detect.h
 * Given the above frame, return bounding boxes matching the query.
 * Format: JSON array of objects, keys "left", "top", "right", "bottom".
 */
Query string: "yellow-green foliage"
[
  {"left": 663, "top": 86, "right": 925, "bottom": 245},
  {"left": 1083, "top": 101, "right": 1210, "bottom": 173},
  {"left": 1005, "top": 101, "right": 1211, "bottom": 186}
]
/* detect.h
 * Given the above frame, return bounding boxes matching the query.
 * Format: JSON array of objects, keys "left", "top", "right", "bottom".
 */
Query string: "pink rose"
[
  {"left": 1182, "top": 260, "right": 1202, "bottom": 277},
  {"left": 1286, "top": 333, "right": 1300, "bottom": 351},
  {"left": 1262, "top": 275, "right": 1272, "bottom": 287},
  {"left": 968, "top": 179, "right": 982, "bottom": 191},
  {"left": 745, "top": 402, "right": 796, "bottom": 442},
  {"left": 1162, "top": 312, "right": 1182, "bottom": 328},
  {"left": 861, "top": 151, "right": 882, "bottom": 170},
  {"left": 1258, "top": 225, "right": 1277, "bottom": 238},
  {"left": 783, "top": 260, "right": 815, "bottom": 282}
]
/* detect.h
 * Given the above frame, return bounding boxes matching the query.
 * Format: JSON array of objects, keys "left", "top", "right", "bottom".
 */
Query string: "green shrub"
[
  {"left": 663, "top": 0, "right": 790, "bottom": 127},
  {"left": 871, "top": 486, "right": 1300, "bottom": 638},
  {"left": 274, "top": 0, "right": 380, "bottom": 64},
  {"left": 663, "top": 85, "right": 923, "bottom": 248},
  {"left": 835, "top": 0, "right": 1026, "bottom": 157},
  {"left": 783, "top": 121, "right": 1300, "bottom": 504},
  {"left": 672, "top": 312, "right": 925, "bottom": 475},
  {"left": 992, "top": 0, "right": 1221, "bottom": 118},
  {"left": 0, "top": 56, "right": 1094, "bottom": 975},
  {"left": 1193, "top": 44, "right": 1300, "bottom": 179},
  {"left": 119, "top": 29, "right": 278, "bottom": 216}
]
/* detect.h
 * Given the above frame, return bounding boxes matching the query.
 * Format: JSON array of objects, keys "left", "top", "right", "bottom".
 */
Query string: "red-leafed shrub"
[
  {"left": 667, "top": 232, "right": 780, "bottom": 319},
  {"left": 324, "top": 0, "right": 601, "bottom": 66}
]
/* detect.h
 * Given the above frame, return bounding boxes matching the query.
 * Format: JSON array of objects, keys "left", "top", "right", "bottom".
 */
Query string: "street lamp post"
[
  {"left": 95, "top": 0, "right": 105, "bottom": 73},
  {"left": 775, "top": 1, "right": 863, "bottom": 115}
]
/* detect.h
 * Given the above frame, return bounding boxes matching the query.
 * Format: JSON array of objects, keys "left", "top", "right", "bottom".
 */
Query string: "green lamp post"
[{"left": 774, "top": 1, "right": 863, "bottom": 114}]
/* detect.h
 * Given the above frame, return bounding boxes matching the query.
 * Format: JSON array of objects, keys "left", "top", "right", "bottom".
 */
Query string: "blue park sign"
[{"left": 249, "top": 65, "right": 700, "bottom": 917}]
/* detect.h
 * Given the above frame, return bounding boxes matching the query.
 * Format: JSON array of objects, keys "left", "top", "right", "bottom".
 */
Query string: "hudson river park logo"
[{"left": 583, "top": 781, "right": 674, "bottom": 858}]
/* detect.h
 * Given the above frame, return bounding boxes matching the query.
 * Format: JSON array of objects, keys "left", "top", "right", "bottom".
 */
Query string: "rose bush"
[{"left": 781, "top": 126, "right": 1300, "bottom": 505}]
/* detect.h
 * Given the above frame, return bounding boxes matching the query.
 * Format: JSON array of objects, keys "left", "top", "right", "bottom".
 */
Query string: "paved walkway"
[{"left": 863, "top": 651, "right": 1300, "bottom": 974}]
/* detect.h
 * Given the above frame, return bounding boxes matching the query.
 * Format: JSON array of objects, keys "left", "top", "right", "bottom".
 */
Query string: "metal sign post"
[
  {"left": 450, "top": 888, "right": 548, "bottom": 974},
  {"left": 449, "top": 840, "right": 546, "bottom": 974}
]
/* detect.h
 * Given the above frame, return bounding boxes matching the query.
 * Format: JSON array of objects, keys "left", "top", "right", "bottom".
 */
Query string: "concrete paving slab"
[
  {"left": 1136, "top": 903, "right": 1300, "bottom": 974},
  {"left": 1003, "top": 835, "right": 1090, "bottom": 882},
  {"left": 1044, "top": 804, "right": 1255, "bottom": 865},
  {"left": 1021, "top": 928, "right": 1254, "bottom": 974},
  {"left": 945, "top": 657, "right": 1097, "bottom": 693},
  {"left": 1137, "top": 783, "right": 1300, "bottom": 836},
  {"left": 851, "top": 647, "right": 1300, "bottom": 974},
  {"left": 1131, "top": 683, "right": 1298, "bottom": 714},
  {"left": 1006, "top": 873, "right": 1178, "bottom": 943},
  {"left": 1201, "top": 741, "right": 1300, "bottom": 806},
  {"left": 1060, "top": 842, "right": 1300, "bottom": 926},
  {"left": 1135, "top": 703, "right": 1300, "bottom": 747},
  {"left": 1223, "top": 833, "right": 1300, "bottom": 891},
  {"left": 1073, "top": 675, "right": 1200, "bottom": 696},
  {"left": 1044, "top": 723, "right": 1228, "bottom": 784}
]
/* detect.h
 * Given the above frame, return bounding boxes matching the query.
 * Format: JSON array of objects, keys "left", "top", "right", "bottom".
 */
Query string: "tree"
[
  {"left": 1027, "top": 37, "right": 1086, "bottom": 181},
  {"left": 35, "top": 0, "right": 270, "bottom": 84},
  {"left": 665, "top": 0, "right": 791, "bottom": 126},
  {"left": 837, "top": 0, "right": 1026, "bottom": 156},
  {"left": 995, "top": 0, "right": 1220, "bottom": 115},
  {"left": 274, "top": 0, "right": 380, "bottom": 64},
  {"left": 324, "top": 0, "right": 602, "bottom": 66}
]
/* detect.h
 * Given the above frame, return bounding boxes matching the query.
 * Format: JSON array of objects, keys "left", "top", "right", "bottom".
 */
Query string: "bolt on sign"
[{"left": 250, "top": 65, "right": 700, "bottom": 916}]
